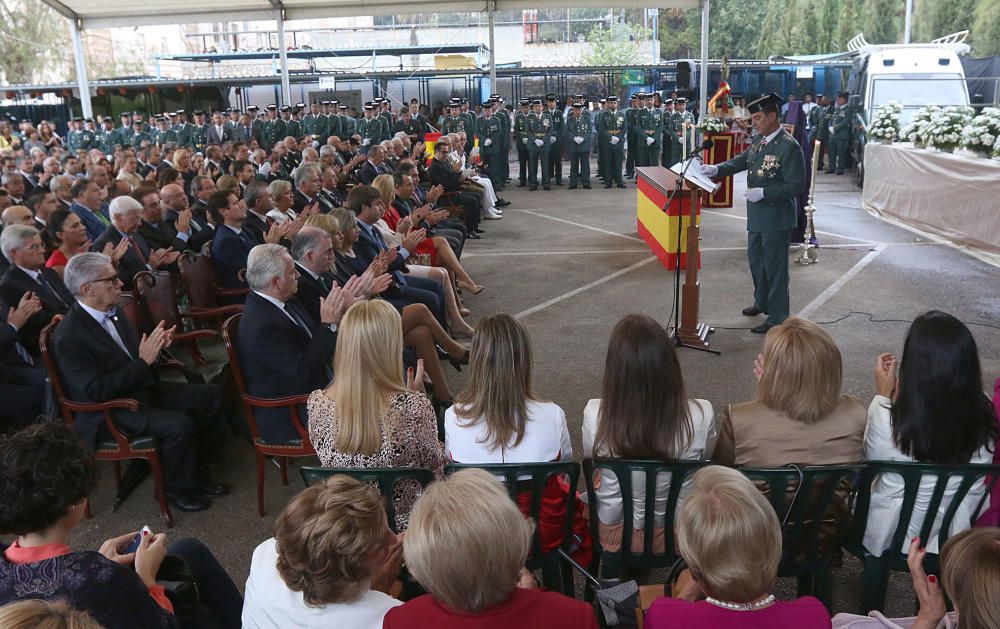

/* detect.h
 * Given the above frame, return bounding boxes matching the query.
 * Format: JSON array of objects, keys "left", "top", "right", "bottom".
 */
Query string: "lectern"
[{"left": 635, "top": 166, "right": 713, "bottom": 350}]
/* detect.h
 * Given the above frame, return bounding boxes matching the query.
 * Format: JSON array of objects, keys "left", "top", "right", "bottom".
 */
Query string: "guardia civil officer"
[{"left": 702, "top": 93, "right": 805, "bottom": 334}]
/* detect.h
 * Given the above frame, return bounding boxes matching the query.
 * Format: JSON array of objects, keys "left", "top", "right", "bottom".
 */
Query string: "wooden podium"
[{"left": 635, "top": 166, "right": 713, "bottom": 350}]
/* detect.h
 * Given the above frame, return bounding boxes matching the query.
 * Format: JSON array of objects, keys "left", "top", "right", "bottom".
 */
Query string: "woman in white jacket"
[{"left": 862, "top": 310, "right": 997, "bottom": 557}]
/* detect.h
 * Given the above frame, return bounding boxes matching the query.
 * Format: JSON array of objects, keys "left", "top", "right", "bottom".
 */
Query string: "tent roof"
[{"left": 43, "top": 0, "right": 699, "bottom": 29}]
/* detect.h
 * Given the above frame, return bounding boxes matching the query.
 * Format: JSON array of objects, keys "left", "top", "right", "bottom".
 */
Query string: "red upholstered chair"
[
  {"left": 134, "top": 270, "right": 220, "bottom": 366},
  {"left": 221, "top": 313, "right": 315, "bottom": 516},
  {"left": 39, "top": 317, "right": 174, "bottom": 527},
  {"left": 176, "top": 251, "right": 247, "bottom": 319}
]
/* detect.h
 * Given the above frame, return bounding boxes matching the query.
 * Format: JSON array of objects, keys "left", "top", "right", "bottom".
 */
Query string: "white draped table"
[{"left": 862, "top": 143, "right": 1000, "bottom": 266}]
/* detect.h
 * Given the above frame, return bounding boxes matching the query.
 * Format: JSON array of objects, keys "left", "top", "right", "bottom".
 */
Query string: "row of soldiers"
[{"left": 807, "top": 91, "right": 852, "bottom": 175}]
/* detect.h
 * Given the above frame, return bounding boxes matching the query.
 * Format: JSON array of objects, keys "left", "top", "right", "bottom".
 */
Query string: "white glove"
[
  {"left": 362, "top": 138, "right": 371, "bottom": 146},
  {"left": 574, "top": 136, "right": 584, "bottom": 144},
  {"left": 549, "top": 136, "right": 557, "bottom": 144},
  {"left": 645, "top": 136, "right": 655, "bottom": 146},
  {"left": 702, "top": 164, "right": 719, "bottom": 178},
  {"left": 610, "top": 136, "right": 620, "bottom": 145},
  {"left": 484, "top": 138, "right": 492, "bottom": 147},
  {"left": 745, "top": 187, "right": 765, "bottom": 203},
  {"left": 522, "top": 137, "right": 528, "bottom": 145},
  {"left": 534, "top": 139, "right": 544, "bottom": 147}
]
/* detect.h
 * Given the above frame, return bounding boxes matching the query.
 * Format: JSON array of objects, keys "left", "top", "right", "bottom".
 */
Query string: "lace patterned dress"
[{"left": 307, "top": 389, "right": 445, "bottom": 530}]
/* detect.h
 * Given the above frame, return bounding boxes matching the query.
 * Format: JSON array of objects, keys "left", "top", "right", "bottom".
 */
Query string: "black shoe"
[
  {"left": 604, "top": 183, "right": 612, "bottom": 188},
  {"left": 583, "top": 185, "right": 592, "bottom": 189},
  {"left": 555, "top": 181, "right": 564, "bottom": 186},
  {"left": 448, "top": 349, "right": 470, "bottom": 371},
  {"left": 543, "top": 186, "right": 551, "bottom": 191},
  {"left": 741, "top": 305, "right": 766, "bottom": 316},
  {"left": 751, "top": 321, "right": 777, "bottom": 334},
  {"left": 474, "top": 228, "right": 485, "bottom": 234},
  {"left": 824, "top": 170, "right": 835, "bottom": 174},
  {"left": 836, "top": 170, "right": 844, "bottom": 175},
  {"left": 568, "top": 185, "right": 577, "bottom": 190},
  {"left": 616, "top": 183, "right": 626, "bottom": 189},
  {"left": 166, "top": 490, "right": 211, "bottom": 512},
  {"left": 496, "top": 199, "right": 510, "bottom": 207},
  {"left": 529, "top": 186, "right": 538, "bottom": 191},
  {"left": 198, "top": 482, "right": 230, "bottom": 498},
  {"left": 517, "top": 182, "right": 526, "bottom": 187}
]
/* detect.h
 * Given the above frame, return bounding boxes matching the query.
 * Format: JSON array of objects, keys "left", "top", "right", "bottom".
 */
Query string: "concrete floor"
[{"left": 66, "top": 163, "right": 1000, "bottom": 616}]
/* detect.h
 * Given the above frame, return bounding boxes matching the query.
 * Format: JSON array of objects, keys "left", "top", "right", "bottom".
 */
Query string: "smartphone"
[{"left": 123, "top": 525, "right": 153, "bottom": 554}]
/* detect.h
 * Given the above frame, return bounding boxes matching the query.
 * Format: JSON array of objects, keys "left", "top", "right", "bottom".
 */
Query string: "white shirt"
[
  {"left": 242, "top": 538, "right": 400, "bottom": 629},
  {"left": 862, "top": 395, "right": 993, "bottom": 556},
  {"left": 582, "top": 398, "right": 715, "bottom": 527},
  {"left": 15, "top": 265, "right": 41, "bottom": 283},
  {"left": 761, "top": 125, "right": 783, "bottom": 145},
  {"left": 444, "top": 400, "right": 572, "bottom": 464},
  {"left": 78, "top": 299, "right": 132, "bottom": 358}
]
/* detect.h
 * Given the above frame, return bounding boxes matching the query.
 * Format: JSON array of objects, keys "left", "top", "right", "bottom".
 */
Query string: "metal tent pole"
[
  {"left": 71, "top": 20, "right": 93, "bottom": 119},
  {"left": 276, "top": 10, "right": 291, "bottom": 106},
  {"left": 698, "top": 0, "right": 710, "bottom": 120}
]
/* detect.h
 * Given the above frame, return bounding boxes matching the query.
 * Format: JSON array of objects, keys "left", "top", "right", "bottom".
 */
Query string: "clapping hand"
[
  {"left": 874, "top": 353, "right": 897, "bottom": 399},
  {"left": 149, "top": 248, "right": 180, "bottom": 269},
  {"left": 396, "top": 216, "right": 413, "bottom": 237},
  {"left": 319, "top": 283, "right": 352, "bottom": 326},
  {"left": 175, "top": 209, "right": 193, "bottom": 234},
  {"left": 907, "top": 537, "right": 947, "bottom": 629},
  {"left": 286, "top": 212, "right": 308, "bottom": 240},
  {"left": 264, "top": 221, "right": 290, "bottom": 244},
  {"left": 134, "top": 531, "right": 168, "bottom": 588},
  {"left": 426, "top": 184, "right": 444, "bottom": 205},
  {"left": 427, "top": 208, "right": 450, "bottom": 225},
  {"left": 8, "top": 292, "right": 43, "bottom": 329},
  {"left": 401, "top": 227, "right": 427, "bottom": 252},
  {"left": 138, "top": 322, "right": 175, "bottom": 365},
  {"left": 102, "top": 237, "right": 130, "bottom": 265}
]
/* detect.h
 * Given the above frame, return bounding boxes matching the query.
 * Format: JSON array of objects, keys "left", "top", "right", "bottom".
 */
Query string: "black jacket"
[{"left": 0, "top": 265, "right": 73, "bottom": 355}]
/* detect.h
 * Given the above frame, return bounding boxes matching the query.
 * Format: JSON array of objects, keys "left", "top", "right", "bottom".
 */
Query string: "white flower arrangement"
[
  {"left": 959, "top": 107, "right": 1000, "bottom": 156},
  {"left": 899, "top": 105, "right": 940, "bottom": 145},
  {"left": 924, "top": 106, "right": 973, "bottom": 152},
  {"left": 696, "top": 117, "right": 728, "bottom": 134},
  {"left": 994, "top": 133, "right": 1000, "bottom": 159},
  {"left": 868, "top": 101, "right": 902, "bottom": 141}
]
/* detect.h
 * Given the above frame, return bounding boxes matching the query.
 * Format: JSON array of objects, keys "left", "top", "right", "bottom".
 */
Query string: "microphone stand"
[{"left": 664, "top": 144, "right": 720, "bottom": 355}]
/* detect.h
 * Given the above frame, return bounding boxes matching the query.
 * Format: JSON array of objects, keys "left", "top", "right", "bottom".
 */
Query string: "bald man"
[
  {"left": 135, "top": 184, "right": 195, "bottom": 253},
  {"left": 1, "top": 206, "right": 35, "bottom": 229}
]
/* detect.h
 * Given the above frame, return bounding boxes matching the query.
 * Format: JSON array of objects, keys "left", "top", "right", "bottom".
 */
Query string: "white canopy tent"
[{"left": 40, "top": 0, "right": 709, "bottom": 121}]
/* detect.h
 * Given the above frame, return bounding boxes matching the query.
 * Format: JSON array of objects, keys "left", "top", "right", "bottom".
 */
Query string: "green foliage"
[
  {"left": 0, "top": 0, "right": 67, "bottom": 84},
  {"left": 581, "top": 22, "right": 650, "bottom": 66},
  {"left": 973, "top": 0, "right": 1000, "bottom": 54},
  {"left": 861, "top": 0, "right": 901, "bottom": 44},
  {"left": 835, "top": 0, "right": 860, "bottom": 50}
]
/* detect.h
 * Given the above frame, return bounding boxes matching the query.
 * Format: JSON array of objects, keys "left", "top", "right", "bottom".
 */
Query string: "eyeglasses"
[{"left": 90, "top": 275, "right": 121, "bottom": 285}]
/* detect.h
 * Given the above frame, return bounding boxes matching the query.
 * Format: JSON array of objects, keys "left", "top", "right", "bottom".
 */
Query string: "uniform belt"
[
  {"left": 608, "top": 130, "right": 621, "bottom": 135},
  {"left": 534, "top": 133, "right": 547, "bottom": 137},
  {"left": 645, "top": 130, "right": 655, "bottom": 135}
]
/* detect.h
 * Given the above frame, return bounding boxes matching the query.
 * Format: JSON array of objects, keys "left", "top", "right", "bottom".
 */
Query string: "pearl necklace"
[{"left": 705, "top": 594, "right": 776, "bottom": 611}]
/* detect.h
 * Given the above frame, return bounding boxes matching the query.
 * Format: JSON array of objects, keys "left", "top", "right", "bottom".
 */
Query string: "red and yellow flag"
[{"left": 636, "top": 175, "right": 700, "bottom": 271}]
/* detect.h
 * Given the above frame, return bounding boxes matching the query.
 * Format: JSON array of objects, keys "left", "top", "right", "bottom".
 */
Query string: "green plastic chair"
[
  {"left": 740, "top": 464, "right": 863, "bottom": 611},
  {"left": 444, "top": 461, "right": 581, "bottom": 596},
  {"left": 582, "top": 458, "right": 709, "bottom": 581},
  {"left": 299, "top": 466, "right": 436, "bottom": 533},
  {"left": 844, "top": 460, "right": 1000, "bottom": 613}
]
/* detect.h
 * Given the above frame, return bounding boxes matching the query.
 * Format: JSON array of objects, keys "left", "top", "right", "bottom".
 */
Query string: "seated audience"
[
  {"left": 237, "top": 244, "right": 345, "bottom": 443},
  {"left": 133, "top": 185, "right": 193, "bottom": 253},
  {"left": 307, "top": 299, "right": 444, "bottom": 530},
  {"left": 52, "top": 252, "right": 229, "bottom": 512},
  {"left": 427, "top": 136, "right": 482, "bottom": 238},
  {"left": 0, "top": 225, "right": 73, "bottom": 356},
  {"left": 209, "top": 189, "right": 253, "bottom": 295},
  {"left": 445, "top": 314, "right": 590, "bottom": 564},
  {"left": 0, "top": 422, "right": 243, "bottom": 627},
  {"left": 383, "top": 468, "right": 598, "bottom": 628},
  {"left": 67, "top": 178, "right": 111, "bottom": 244},
  {"left": 391, "top": 165, "right": 464, "bottom": 257},
  {"left": 582, "top": 314, "right": 715, "bottom": 553},
  {"left": 863, "top": 310, "right": 997, "bottom": 556},
  {"left": 91, "top": 196, "right": 180, "bottom": 290},
  {"left": 645, "top": 466, "right": 831, "bottom": 628},
  {"left": 0, "top": 295, "right": 47, "bottom": 430},
  {"left": 715, "top": 317, "right": 866, "bottom": 466},
  {"left": 45, "top": 209, "right": 97, "bottom": 279},
  {"left": 243, "top": 475, "right": 403, "bottom": 628},
  {"left": 0, "top": 599, "right": 103, "bottom": 628},
  {"left": 266, "top": 179, "right": 298, "bottom": 225}
]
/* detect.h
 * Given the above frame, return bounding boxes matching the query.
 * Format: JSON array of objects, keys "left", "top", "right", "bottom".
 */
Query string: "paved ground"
[{"left": 66, "top": 162, "right": 999, "bottom": 616}]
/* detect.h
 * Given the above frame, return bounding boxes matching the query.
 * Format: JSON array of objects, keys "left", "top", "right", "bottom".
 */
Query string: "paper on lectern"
[{"left": 668, "top": 158, "right": 721, "bottom": 194}]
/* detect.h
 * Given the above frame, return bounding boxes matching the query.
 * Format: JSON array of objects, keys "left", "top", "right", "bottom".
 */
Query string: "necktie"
[
  {"left": 318, "top": 274, "right": 330, "bottom": 293},
  {"left": 101, "top": 311, "right": 132, "bottom": 358},
  {"left": 283, "top": 304, "right": 312, "bottom": 338},
  {"left": 238, "top": 230, "right": 255, "bottom": 251},
  {"left": 94, "top": 210, "right": 111, "bottom": 227},
  {"left": 12, "top": 335, "right": 33, "bottom": 366},
  {"left": 36, "top": 272, "right": 68, "bottom": 310}
]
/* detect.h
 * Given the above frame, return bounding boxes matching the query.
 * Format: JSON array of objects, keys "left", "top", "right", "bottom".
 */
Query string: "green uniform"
[
  {"left": 66, "top": 129, "right": 86, "bottom": 153},
  {"left": 285, "top": 118, "right": 301, "bottom": 140},
  {"left": 625, "top": 106, "right": 640, "bottom": 177},
  {"left": 173, "top": 123, "right": 191, "bottom": 148},
  {"left": 564, "top": 111, "right": 592, "bottom": 188},
  {"left": 130, "top": 130, "right": 152, "bottom": 149},
  {"left": 190, "top": 124, "right": 208, "bottom": 152},
  {"left": 356, "top": 115, "right": 381, "bottom": 152},
  {"left": 714, "top": 128, "right": 805, "bottom": 326},
  {"left": 811, "top": 104, "right": 831, "bottom": 170},
  {"left": 118, "top": 125, "right": 135, "bottom": 148},
  {"left": 597, "top": 109, "right": 627, "bottom": 186},
  {"left": 340, "top": 114, "right": 356, "bottom": 138},
  {"left": 827, "top": 105, "right": 851, "bottom": 174},
  {"left": 461, "top": 110, "right": 476, "bottom": 156},
  {"left": 476, "top": 113, "right": 504, "bottom": 189},
  {"left": 636, "top": 107, "right": 663, "bottom": 167},
  {"left": 526, "top": 112, "right": 554, "bottom": 189},
  {"left": 98, "top": 129, "right": 120, "bottom": 154},
  {"left": 545, "top": 107, "right": 565, "bottom": 184},
  {"left": 263, "top": 117, "right": 286, "bottom": 151},
  {"left": 151, "top": 128, "right": 176, "bottom": 147},
  {"left": 301, "top": 113, "right": 321, "bottom": 140},
  {"left": 513, "top": 111, "right": 530, "bottom": 186},
  {"left": 496, "top": 108, "right": 510, "bottom": 182},
  {"left": 440, "top": 115, "right": 466, "bottom": 137},
  {"left": 251, "top": 119, "right": 265, "bottom": 147}
]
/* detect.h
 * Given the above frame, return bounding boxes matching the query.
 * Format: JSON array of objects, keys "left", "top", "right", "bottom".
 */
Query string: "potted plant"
[
  {"left": 900, "top": 105, "right": 940, "bottom": 149},
  {"left": 868, "top": 102, "right": 902, "bottom": 144},
  {"left": 960, "top": 107, "right": 1000, "bottom": 158},
  {"left": 696, "top": 117, "right": 728, "bottom": 134},
  {"left": 925, "top": 106, "right": 973, "bottom": 153}
]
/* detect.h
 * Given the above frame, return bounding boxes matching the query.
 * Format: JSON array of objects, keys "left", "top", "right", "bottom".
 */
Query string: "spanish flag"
[{"left": 636, "top": 173, "right": 701, "bottom": 271}]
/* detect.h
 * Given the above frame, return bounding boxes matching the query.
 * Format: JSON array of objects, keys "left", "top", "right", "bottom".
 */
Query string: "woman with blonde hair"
[
  {"left": 383, "top": 469, "right": 598, "bottom": 628},
  {"left": 267, "top": 179, "right": 297, "bottom": 224},
  {"left": 645, "top": 466, "right": 830, "bottom": 627},
  {"left": 304, "top": 213, "right": 344, "bottom": 258},
  {"left": 444, "top": 314, "right": 591, "bottom": 565},
  {"left": 243, "top": 475, "right": 404, "bottom": 628},
  {"left": 307, "top": 300, "right": 445, "bottom": 530},
  {"left": 714, "top": 317, "right": 866, "bottom": 467},
  {"left": 215, "top": 175, "right": 239, "bottom": 196},
  {"left": 0, "top": 600, "right": 103, "bottom": 629},
  {"left": 331, "top": 206, "right": 475, "bottom": 339}
]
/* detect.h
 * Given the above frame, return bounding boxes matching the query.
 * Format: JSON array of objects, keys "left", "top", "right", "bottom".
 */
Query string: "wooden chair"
[
  {"left": 134, "top": 270, "right": 221, "bottom": 367},
  {"left": 38, "top": 316, "right": 173, "bottom": 527},
  {"left": 114, "top": 291, "right": 153, "bottom": 337},
  {"left": 741, "top": 464, "right": 863, "bottom": 611},
  {"left": 844, "top": 460, "right": 1000, "bottom": 613},
  {"left": 582, "top": 458, "right": 709, "bottom": 581},
  {"left": 445, "top": 461, "right": 581, "bottom": 596},
  {"left": 300, "top": 466, "right": 436, "bottom": 533},
  {"left": 176, "top": 251, "right": 248, "bottom": 318},
  {"left": 221, "top": 313, "right": 315, "bottom": 516}
]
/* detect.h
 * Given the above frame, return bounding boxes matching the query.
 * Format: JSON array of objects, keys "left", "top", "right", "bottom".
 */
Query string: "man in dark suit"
[
  {"left": 358, "top": 145, "right": 390, "bottom": 186},
  {"left": 208, "top": 190, "right": 253, "bottom": 296},
  {"left": 232, "top": 114, "right": 254, "bottom": 143},
  {"left": 291, "top": 163, "right": 328, "bottom": 214},
  {"left": 52, "top": 252, "right": 228, "bottom": 511},
  {"left": 427, "top": 136, "right": 482, "bottom": 238},
  {"left": 134, "top": 185, "right": 195, "bottom": 253},
  {"left": 346, "top": 185, "right": 448, "bottom": 329},
  {"left": 0, "top": 292, "right": 47, "bottom": 429},
  {"left": 91, "top": 196, "right": 180, "bottom": 290},
  {"left": 184, "top": 177, "right": 217, "bottom": 254},
  {"left": 0, "top": 225, "right": 73, "bottom": 356},
  {"left": 206, "top": 110, "right": 231, "bottom": 145},
  {"left": 237, "top": 243, "right": 349, "bottom": 443}
]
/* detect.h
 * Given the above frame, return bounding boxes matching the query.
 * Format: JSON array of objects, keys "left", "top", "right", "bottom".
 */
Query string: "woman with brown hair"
[
  {"left": 713, "top": 317, "right": 866, "bottom": 467},
  {"left": 243, "top": 474, "right": 404, "bottom": 628},
  {"left": 307, "top": 300, "right": 445, "bottom": 530},
  {"left": 582, "top": 314, "right": 715, "bottom": 554}
]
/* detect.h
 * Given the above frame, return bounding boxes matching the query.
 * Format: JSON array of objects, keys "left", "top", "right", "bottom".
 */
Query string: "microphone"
[{"left": 700, "top": 138, "right": 714, "bottom": 150}]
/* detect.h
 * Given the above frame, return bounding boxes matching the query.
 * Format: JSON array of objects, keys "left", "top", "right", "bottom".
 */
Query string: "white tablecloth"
[{"left": 862, "top": 143, "right": 1000, "bottom": 266}]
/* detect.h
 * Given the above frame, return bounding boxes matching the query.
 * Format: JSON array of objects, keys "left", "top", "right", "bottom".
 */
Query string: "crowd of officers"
[{"left": 61, "top": 90, "right": 707, "bottom": 193}]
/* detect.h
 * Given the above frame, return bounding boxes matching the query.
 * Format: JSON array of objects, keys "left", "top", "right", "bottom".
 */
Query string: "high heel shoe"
[
  {"left": 457, "top": 281, "right": 485, "bottom": 295},
  {"left": 447, "top": 349, "right": 470, "bottom": 371}
]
